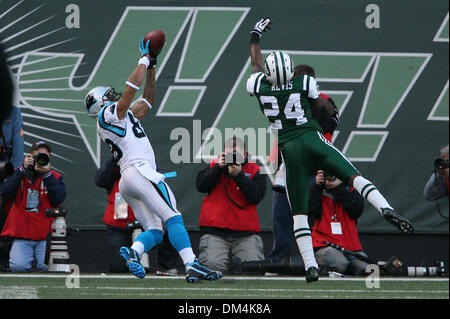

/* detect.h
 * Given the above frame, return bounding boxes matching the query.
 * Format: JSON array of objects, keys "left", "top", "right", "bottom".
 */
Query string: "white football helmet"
[
  {"left": 85, "top": 86, "right": 122, "bottom": 118},
  {"left": 263, "top": 51, "right": 294, "bottom": 86}
]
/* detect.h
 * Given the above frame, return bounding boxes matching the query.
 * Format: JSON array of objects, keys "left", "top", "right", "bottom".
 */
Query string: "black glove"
[{"left": 148, "top": 55, "right": 157, "bottom": 69}]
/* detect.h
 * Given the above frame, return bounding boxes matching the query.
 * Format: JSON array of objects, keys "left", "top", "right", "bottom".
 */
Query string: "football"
[{"left": 143, "top": 29, "right": 166, "bottom": 56}]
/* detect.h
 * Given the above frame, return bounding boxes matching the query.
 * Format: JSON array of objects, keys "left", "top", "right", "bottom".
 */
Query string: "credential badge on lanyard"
[
  {"left": 114, "top": 192, "right": 128, "bottom": 219},
  {"left": 26, "top": 182, "right": 43, "bottom": 213}
]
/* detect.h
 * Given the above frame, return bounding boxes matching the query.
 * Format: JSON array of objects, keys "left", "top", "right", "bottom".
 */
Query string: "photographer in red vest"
[
  {"left": 308, "top": 170, "right": 368, "bottom": 275},
  {"left": 196, "top": 137, "right": 267, "bottom": 273},
  {"left": 1, "top": 141, "right": 66, "bottom": 272}
]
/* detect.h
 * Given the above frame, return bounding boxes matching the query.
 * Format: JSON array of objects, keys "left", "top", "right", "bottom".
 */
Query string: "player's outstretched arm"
[
  {"left": 250, "top": 18, "right": 271, "bottom": 74},
  {"left": 132, "top": 66, "right": 156, "bottom": 121},
  {"left": 116, "top": 38, "right": 152, "bottom": 120}
]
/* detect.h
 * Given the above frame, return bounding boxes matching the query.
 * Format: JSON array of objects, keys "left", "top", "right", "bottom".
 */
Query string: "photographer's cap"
[{"left": 31, "top": 141, "right": 51, "bottom": 153}]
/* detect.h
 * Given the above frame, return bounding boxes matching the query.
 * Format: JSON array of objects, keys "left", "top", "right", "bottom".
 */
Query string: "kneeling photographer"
[
  {"left": 0, "top": 141, "right": 66, "bottom": 272},
  {"left": 196, "top": 137, "right": 267, "bottom": 273},
  {"left": 424, "top": 145, "right": 449, "bottom": 202},
  {"left": 308, "top": 170, "right": 368, "bottom": 276}
]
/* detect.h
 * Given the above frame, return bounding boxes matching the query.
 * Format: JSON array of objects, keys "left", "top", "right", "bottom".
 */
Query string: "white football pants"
[{"left": 118, "top": 165, "right": 181, "bottom": 231}]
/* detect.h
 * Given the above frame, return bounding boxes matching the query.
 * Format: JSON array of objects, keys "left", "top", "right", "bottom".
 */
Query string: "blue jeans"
[
  {"left": 267, "top": 191, "right": 296, "bottom": 261},
  {"left": 9, "top": 239, "right": 48, "bottom": 272}
]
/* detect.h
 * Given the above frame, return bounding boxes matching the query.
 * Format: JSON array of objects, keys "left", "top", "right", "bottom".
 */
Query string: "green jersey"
[{"left": 246, "top": 72, "right": 322, "bottom": 144}]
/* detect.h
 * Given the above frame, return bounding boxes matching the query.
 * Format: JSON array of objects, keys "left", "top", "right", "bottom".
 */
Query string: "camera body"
[
  {"left": 434, "top": 158, "right": 449, "bottom": 171},
  {"left": 24, "top": 153, "right": 50, "bottom": 171},
  {"left": 322, "top": 172, "right": 336, "bottom": 185},
  {"left": 27, "top": 153, "right": 50, "bottom": 170},
  {"left": 224, "top": 150, "right": 245, "bottom": 166}
]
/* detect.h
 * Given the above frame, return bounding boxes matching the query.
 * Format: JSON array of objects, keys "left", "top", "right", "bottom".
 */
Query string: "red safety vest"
[
  {"left": 311, "top": 190, "right": 363, "bottom": 252},
  {"left": 1, "top": 171, "right": 61, "bottom": 241},
  {"left": 102, "top": 178, "right": 136, "bottom": 228},
  {"left": 199, "top": 160, "right": 261, "bottom": 232}
]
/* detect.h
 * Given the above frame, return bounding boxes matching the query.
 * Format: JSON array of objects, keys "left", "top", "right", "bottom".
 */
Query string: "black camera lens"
[
  {"left": 434, "top": 158, "right": 449, "bottom": 170},
  {"left": 35, "top": 153, "right": 50, "bottom": 167}
]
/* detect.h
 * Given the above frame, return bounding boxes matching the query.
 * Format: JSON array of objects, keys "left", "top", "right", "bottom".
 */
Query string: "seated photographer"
[
  {"left": 96, "top": 156, "right": 180, "bottom": 273},
  {"left": 424, "top": 145, "right": 449, "bottom": 201},
  {"left": 0, "top": 141, "right": 66, "bottom": 272},
  {"left": 308, "top": 170, "right": 368, "bottom": 276},
  {"left": 196, "top": 137, "right": 267, "bottom": 273}
]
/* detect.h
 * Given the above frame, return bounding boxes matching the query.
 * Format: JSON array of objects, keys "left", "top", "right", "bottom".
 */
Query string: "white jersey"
[{"left": 97, "top": 102, "right": 161, "bottom": 179}]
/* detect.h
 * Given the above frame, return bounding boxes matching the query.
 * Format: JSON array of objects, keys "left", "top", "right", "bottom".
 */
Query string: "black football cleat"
[
  {"left": 185, "top": 258, "right": 223, "bottom": 283},
  {"left": 305, "top": 266, "right": 320, "bottom": 283},
  {"left": 381, "top": 208, "right": 414, "bottom": 234}
]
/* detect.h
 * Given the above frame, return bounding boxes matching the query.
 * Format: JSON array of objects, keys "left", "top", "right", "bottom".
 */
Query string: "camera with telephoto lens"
[
  {"left": 434, "top": 158, "right": 449, "bottom": 171},
  {"left": 224, "top": 150, "right": 245, "bottom": 166},
  {"left": 27, "top": 153, "right": 50, "bottom": 170}
]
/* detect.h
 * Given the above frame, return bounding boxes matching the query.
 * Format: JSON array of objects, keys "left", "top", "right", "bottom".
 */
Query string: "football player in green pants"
[{"left": 247, "top": 18, "right": 413, "bottom": 283}]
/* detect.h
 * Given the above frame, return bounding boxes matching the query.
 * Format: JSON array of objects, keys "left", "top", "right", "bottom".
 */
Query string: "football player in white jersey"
[{"left": 85, "top": 37, "right": 222, "bottom": 283}]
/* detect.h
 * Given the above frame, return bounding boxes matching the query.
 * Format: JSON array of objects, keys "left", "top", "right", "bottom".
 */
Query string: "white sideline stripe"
[
  {"left": 0, "top": 274, "right": 448, "bottom": 282},
  {"left": 0, "top": 286, "right": 38, "bottom": 299},
  {"left": 5, "top": 285, "right": 447, "bottom": 295}
]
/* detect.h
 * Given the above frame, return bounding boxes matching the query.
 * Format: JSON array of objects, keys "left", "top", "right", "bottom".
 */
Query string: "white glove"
[{"left": 250, "top": 17, "right": 272, "bottom": 38}]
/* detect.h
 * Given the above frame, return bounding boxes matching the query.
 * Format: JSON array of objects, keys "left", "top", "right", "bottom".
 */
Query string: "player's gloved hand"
[
  {"left": 139, "top": 37, "right": 150, "bottom": 56},
  {"left": 250, "top": 17, "right": 272, "bottom": 38}
]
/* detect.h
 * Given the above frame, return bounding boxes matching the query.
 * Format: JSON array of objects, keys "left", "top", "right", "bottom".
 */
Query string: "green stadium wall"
[{"left": 2, "top": 0, "right": 448, "bottom": 233}]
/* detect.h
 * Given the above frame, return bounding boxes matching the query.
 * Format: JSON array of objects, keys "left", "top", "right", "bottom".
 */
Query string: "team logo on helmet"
[
  {"left": 85, "top": 87, "right": 122, "bottom": 118},
  {"left": 264, "top": 51, "right": 294, "bottom": 86}
]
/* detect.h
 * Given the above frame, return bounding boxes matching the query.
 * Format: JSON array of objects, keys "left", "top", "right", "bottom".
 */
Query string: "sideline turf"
[{"left": 0, "top": 274, "right": 447, "bottom": 299}]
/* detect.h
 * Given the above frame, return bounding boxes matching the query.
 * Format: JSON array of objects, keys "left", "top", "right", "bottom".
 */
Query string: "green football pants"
[{"left": 280, "top": 131, "right": 359, "bottom": 215}]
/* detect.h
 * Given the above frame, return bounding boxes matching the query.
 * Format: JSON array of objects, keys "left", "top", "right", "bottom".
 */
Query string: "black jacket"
[
  {"left": 196, "top": 161, "right": 267, "bottom": 205},
  {"left": 95, "top": 157, "right": 119, "bottom": 194},
  {"left": 308, "top": 182, "right": 364, "bottom": 227}
]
